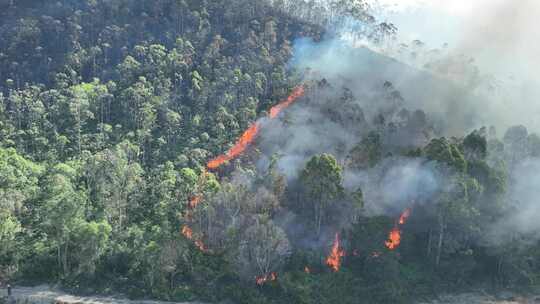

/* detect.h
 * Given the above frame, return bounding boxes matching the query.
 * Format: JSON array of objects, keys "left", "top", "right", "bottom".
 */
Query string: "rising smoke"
[
  {"left": 379, "top": 0, "right": 540, "bottom": 134},
  {"left": 263, "top": 1, "right": 540, "bottom": 245},
  {"left": 197, "top": 1, "right": 540, "bottom": 280}
]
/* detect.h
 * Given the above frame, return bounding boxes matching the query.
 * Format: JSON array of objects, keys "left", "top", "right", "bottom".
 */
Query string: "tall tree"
[{"left": 299, "top": 153, "right": 344, "bottom": 235}]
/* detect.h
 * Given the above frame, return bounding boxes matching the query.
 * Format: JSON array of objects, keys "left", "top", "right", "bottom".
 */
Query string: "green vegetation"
[{"left": 2, "top": 1, "right": 540, "bottom": 304}]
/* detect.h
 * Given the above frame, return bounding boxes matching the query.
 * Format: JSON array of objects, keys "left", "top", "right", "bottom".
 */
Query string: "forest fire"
[
  {"left": 385, "top": 209, "right": 412, "bottom": 250},
  {"left": 385, "top": 228, "right": 401, "bottom": 250},
  {"left": 304, "top": 266, "right": 311, "bottom": 274},
  {"left": 194, "top": 240, "right": 207, "bottom": 252},
  {"left": 207, "top": 122, "right": 261, "bottom": 169},
  {"left": 256, "top": 272, "right": 277, "bottom": 285},
  {"left": 326, "top": 233, "right": 345, "bottom": 272},
  {"left": 188, "top": 195, "right": 202, "bottom": 209},
  {"left": 269, "top": 85, "right": 306, "bottom": 118},
  {"left": 182, "top": 225, "right": 207, "bottom": 252},
  {"left": 182, "top": 225, "right": 193, "bottom": 239},
  {"left": 399, "top": 208, "right": 411, "bottom": 225},
  {"left": 207, "top": 85, "right": 305, "bottom": 169}
]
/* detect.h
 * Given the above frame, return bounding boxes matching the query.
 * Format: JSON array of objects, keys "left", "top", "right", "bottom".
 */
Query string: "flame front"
[
  {"left": 189, "top": 195, "right": 202, "bottom": 209},
  {"left": 194, "top": 240, "right": 206, "bottom": 252},
  {"left": 304, "top": 266, "right": 311, "bottom": 274},
  {"left": 385, "top": 209, "right": 411, "bottom": 250},
  {"left": 182, "top": 225, "right": 193, "bottom": 239},
  {"left": 256, "top": 272, "right": 277, "bottom": 285},
  {"left": 385, "top": 228, "right": 401, "bottom": 250},
  {"left": 207, "top": 85, "right": 305, "bottom": 170},
  {"left": 182, "top": 225, "right": 206, "bottom": 252},
  {"left": 326, "top": 233, "right": 345, "bottom": 272},
  {"left": 399, "top": 208, "right": 411, "bottom": 225},
  {"left": 207, "top": 122, "right": 260, "bottom": 169},
  {"left": 269, "top": 85, "right": 305, "bottom": 118}
]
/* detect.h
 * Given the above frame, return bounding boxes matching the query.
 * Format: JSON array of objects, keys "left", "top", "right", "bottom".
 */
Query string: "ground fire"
[
  {"left": 182, "top": 225, "right": 206, "bottom": 252},
  {"left": 181, "top": 225, "right": 193, "bottom": 239},
  {"left": 326, "top": 233, "right": 345, "bottom": 272},
  {"left": 269, "top": 86, "right": 306, "bottom": 118},
  {"left": 385, "top": 228, "right": 401, "bottom": 250},
  {"left": 385, "top": 208, "right": 412, "bottom": 250},
  {"left": 207, "top": 85, "right": 305, "bottom": 169},
  {"left": 207, "top": 122, "right": 261, "bottom": 169},
  {"left": 399, "top": 208, "right": 411, "bottom": 225},
  {"left": 188, "top": 195, "right": 202, "bottom": 209},
  {"left": 256, "top": 272, "right": 278, "bottom": 285}
]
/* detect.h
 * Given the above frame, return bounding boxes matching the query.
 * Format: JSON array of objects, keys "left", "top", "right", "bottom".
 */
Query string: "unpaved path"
[
  {"left": 3, "top": 286, "right": 539, "bottom": 304},
  {"left": 0, "top": 285, "right": 205, "bottom": 304},
  {"left": 419, "top": 292, "right": 540, "bottom": 304}
]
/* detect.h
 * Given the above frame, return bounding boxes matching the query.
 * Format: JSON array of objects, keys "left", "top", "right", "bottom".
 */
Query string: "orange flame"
[
  {"left": 385, "top": 209, "right": 411, "bottom": 250},
  {"left": 326, "top": 233, "right": 345, "bottom": 272},
  {"left": 188, "top": 195, "right": 202, "bottom": 209},
  {"left": 269, "top": 86, "right": 305, "bottom": 119},
  {"left": 385, "top": 228, "right": 401, "bottom": 250},
  {"left": 194, "top": 240, "right": 206, "bottom": 252},
  {"left": 399, "top": 208, "right": 411, "bottom": 225},
  {"left": 304, "top": 266, "right": 311, "bottom": 274},
  {"left": 207, "top": 122, "right": 260, "bottom": 169},
  {"left": 256, "top": 272, "right": 278, "bottom": 285},
  {"left": 207, "top": 85, "right": 305, "bottom": 170},
  {"left": 182, "top": 225, "right": 193, "bottom": 239},
  {"left": 182, "top": 225, "right": 207, "bottom": 252}
]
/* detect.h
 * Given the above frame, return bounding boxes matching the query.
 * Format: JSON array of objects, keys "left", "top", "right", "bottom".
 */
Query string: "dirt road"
[
  {"left": 419, "top": 292, "right": 540, "bottom": 304},
  {"left": 0, "top": 285, "right": 205, "bottom": 304}
]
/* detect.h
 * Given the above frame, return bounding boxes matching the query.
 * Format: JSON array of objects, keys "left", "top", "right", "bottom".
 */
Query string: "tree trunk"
[
  {"left": 57, "top": 244, "right": 62, "bottom": 272},
  {"left": 497, "top": 256, "right": 504, "bottom": 287},
  {"left": 427, "top": 229, "right": 432, "bottom": 257},
  {"left": 435, "top": 213, "right": 444, "bottom": 267},
  {"left": 63, "top": 241, "right": 69, "bottom": 276},
  {"left": 315, "top": 201, "right": 322, "bottom": 236}
]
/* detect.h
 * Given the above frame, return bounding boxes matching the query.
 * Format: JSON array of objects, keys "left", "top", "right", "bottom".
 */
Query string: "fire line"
[{"left": 207, "top": 85, "right": 305, "bottom": 170}]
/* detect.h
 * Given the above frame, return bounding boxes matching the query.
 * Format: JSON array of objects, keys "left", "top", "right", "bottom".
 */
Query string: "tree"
[
  {"left": 234, "top": 216, "right": 290, "bottom": 281},
  {"left": 424, "top": 137, "right": 467, "bottom": 173},
  {"left": 70, "top": 219, "right": 112, "bottom": 276},
  {"left": 503, "top": 125, "right": 529, "bottom": 167},
  {"left": 39, "top": 163, "right": 88, "bottom": 277},
  {"left": 0, "top": 147, "right": 42, "bottom": 278},
  {"left": 347, "top": 132, "right": 382, "bottom": 169},
  {"left": 85, "top": 141, "right": 144, "bottom": 234},
  {"left": 463, "top": 130, "right": 487, "bottom": 160},
  {"left": 0, "top": 212, "right": 21, "bottom": 277},
  {"left": 299, "top": 153, "right": 344, "bottom": 235}
]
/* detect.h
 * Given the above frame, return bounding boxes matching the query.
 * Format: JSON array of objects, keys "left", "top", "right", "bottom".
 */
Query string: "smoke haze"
[
  {"left": 379, "top": 0, "right": 540, "bottom": 133},
  {"left": 204, "top": 1, "right": 540, "bottom": 265}
]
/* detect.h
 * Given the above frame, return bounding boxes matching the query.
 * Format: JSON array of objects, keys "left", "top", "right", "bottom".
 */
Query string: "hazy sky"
[
  {"left": 377, "top": 0, "right": 540, "bottom": 79},
  {"left": 377, "top": 0, "right": 506, "bottom": 15},
  {"left": 368, "top": 0, "right": 540, "bottom": 133}
]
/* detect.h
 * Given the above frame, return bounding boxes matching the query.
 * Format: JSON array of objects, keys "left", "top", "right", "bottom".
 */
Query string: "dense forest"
[{"left": 2, "top": 1, "right": 540, "bottom": 303}]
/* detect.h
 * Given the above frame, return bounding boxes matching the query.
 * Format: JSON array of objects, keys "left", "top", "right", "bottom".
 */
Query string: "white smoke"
[
  {"left": 344, "top": 157, "right": 441, "bottom": 216},
  {"left": 487, "top": 158, "right": 540, "bottom": 244},
  {"left": 377, "top": 0, "right": 540, "bottom": 133}
]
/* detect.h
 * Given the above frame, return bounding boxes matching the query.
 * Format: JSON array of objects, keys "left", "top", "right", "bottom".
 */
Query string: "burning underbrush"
[{"left": 181, "top": 79, "right": 435, "bottom": 283}]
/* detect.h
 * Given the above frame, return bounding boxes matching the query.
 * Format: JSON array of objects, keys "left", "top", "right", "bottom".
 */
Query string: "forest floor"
[{"left": 0, "top": 285, "right": 205, "bottom": 304}]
